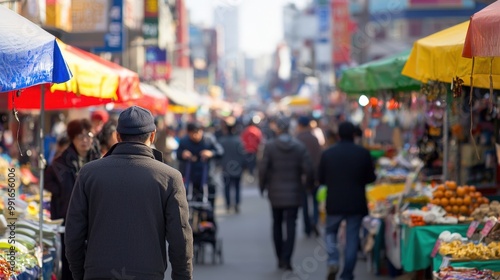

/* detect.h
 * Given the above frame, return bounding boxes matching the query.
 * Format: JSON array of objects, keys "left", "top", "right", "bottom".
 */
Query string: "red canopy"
[
  {"left": 1, "top": 87, "right": 115, "bottom": 110},
  {"left": 463, "top": 1, "right": 500, "bottom": 58},
  {"left": 113, "top": 83, "right": 169, "bottom": 116}
]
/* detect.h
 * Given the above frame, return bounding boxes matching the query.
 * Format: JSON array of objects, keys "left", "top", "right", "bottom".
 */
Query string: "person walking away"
[
  {"left": 259, "top": 117, "right": 313, "bottom": 271},
  {"left": 295, "top": 116, "right": 322, "bottom": 237},
  {"left": 44, "top": 119, "right": 101, "bottom": 280},
  {"left": 177, "top": 122, "right": 224, "bottom": 207},
  {"left": 241, "top": 117, "right": 262, "bottom": 182},
  {"left": 65, "top": 106, "right": 193, "bottom": 280},
  {"left": 318, "top": 121, "right": 376, "bottom": 280},
  {"left": 218, "top": 117, "right": 246, "bottom": 213}
]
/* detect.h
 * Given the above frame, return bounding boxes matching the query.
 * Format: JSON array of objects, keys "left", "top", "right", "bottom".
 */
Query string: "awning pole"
[{"left": 39, "top": 84, "right": 45, "bottom": 278}]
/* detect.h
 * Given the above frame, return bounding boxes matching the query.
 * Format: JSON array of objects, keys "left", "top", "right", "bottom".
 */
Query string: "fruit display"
[
  {"left": 431, "top": 181, "right": 489, "bottom": 217},
  {"left": 435, "top": 267, "right": 497, "bottom": 280},
  {"left": 439, "top": 240, "right": 500, "bottom": 260}
]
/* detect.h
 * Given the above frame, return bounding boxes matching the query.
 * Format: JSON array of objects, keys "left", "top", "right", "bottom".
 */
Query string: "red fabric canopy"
[
  {"left": 113, "top": 83, "right": 169, "bottom": 116},
  {"left": 463, "top": 1, "right": 500, "bottom": 58},
  {"left": 1, "top": 86, "right": 114, "bottom": 110}
]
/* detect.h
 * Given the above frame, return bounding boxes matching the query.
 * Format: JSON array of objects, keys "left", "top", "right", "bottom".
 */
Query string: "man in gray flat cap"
[{"left": 65, "top": 106, "right": 193, "bottom": 280}]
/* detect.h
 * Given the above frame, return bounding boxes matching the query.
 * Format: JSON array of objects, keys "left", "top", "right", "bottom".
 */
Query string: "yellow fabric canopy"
[
  {"left": 280, "top": 96, "right": 311, "bottom": 107},
  {"left": 402, "top": 21, "right": 500, "bottom": 89},
  {"left": 168, "top": 104, "right": 198, "bottom": 114},
  {"left": 51, "top": 41, "right": 121, "bottom": 100}
]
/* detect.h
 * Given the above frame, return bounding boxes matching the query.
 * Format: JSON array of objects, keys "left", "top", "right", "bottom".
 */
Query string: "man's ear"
[
  {"left": 116, "top": 133, "right": 122, "bottom": 143},
  {"left": 150, "top": 131, "right": 157, "bottom": 144}
]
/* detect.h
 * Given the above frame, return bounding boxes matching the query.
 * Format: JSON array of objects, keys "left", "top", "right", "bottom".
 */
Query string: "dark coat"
[
  {"left": 65, "top": 142, "right": 193, "bottom": 280},
  {"left": 44, "top": 143, "right": 101, "bottom": 220},
  {"left": 259, "top": 134, "right": 314, "bottom": 208},
  {"left": 218, "top": 134, "right": 247, "bottom": 178},
  {"left": 176, "top": 133, "right": 224, "bottom": 185},
  {"left": 296, "top": 130, "right": 322, "bottom": 186},
  {"left": 318, "top": 140, "right": 376, "bottom": 216}
]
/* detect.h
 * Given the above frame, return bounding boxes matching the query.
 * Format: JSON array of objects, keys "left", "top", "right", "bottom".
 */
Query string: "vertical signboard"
[
  {"left": 93, "top": 0, "right": 124, "bottom": 53},
  {"left": 143, "top": 0, "right": 159, "bottom": 40},
  {"left": 332, "top": 0, "right": 351, "bottom": 65},
  {"left": 316, "top": 0, "right": 332, "bottom": 66}
]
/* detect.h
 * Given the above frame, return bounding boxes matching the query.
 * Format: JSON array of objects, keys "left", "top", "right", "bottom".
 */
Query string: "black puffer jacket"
[{"left": 259, "top": 134, "right": 314, "bottom": 208}]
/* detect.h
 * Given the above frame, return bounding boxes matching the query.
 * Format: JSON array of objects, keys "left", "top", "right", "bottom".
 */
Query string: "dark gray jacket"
[
  {"left": 259, "top": 134, "right": 314, "bottom": 208},
  {"left": 218, "top": 134, "right": 247, "bottom": 178},
  {"left": 296, "top": 130, "right": 322, "bottom": 187},
  {"left": 65, "top": 142, "right": 193, "bottom": 280}
]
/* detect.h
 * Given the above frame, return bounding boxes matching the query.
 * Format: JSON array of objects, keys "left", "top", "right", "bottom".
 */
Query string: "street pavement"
[{"left": 165, "top": 177, "right": 394, "bottom": 280}]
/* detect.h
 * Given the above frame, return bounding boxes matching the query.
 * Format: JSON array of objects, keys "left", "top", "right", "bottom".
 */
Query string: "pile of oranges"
[{"left": 431, "top": 181, "right": 489, "bottom": 216}]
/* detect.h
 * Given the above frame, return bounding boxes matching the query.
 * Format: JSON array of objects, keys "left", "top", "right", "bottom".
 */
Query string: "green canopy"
[{"left": 338, "top": 50, "right": 421, "bottom": 95}]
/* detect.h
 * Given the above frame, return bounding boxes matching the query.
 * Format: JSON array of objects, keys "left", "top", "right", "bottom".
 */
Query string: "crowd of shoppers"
[{"left": 42, "top": 107, "right": 374, "bottom": 280}]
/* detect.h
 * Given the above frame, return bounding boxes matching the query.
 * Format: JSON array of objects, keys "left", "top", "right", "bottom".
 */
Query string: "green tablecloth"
[
  {"left": 433, "top": 255, "right": 500, "bottom": 271},
  {"left": 401, "top": 224, "right": 470, "bottom": 272}
]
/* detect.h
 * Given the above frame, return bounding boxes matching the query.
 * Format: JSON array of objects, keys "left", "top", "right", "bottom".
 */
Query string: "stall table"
[
  {"left": 433, "top": 255, "right": 500, "bottom": 272},
  {"left": 401, "top": 224, "right": 470, "bottom": 272}
]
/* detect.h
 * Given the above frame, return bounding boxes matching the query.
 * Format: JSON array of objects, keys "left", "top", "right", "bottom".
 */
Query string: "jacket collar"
[{"left": 104, "top": 142, "right": 163, "bottom": 162}]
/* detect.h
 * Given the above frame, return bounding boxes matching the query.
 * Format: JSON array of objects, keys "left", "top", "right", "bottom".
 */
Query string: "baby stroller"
[{"left": 184, "top": 162, "right": 223, "bottom": 265}]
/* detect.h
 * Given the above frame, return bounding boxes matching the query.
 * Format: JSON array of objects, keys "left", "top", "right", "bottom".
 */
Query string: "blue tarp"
[{"left": 0, "top": 5, "right": 71, "bottom": 93}]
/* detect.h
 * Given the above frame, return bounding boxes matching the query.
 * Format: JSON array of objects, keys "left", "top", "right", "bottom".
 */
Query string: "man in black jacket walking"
[
  {"left": 318, "top": 121, "right": 376, "bottom": 280},
  {"left": 65, "top": 106, "right": 193, "bottom": 280}
]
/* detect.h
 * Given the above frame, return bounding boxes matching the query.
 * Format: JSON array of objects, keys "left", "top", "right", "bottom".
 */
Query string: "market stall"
[
  {"left": 429, "top": 4, "right": 500, "bottom": 278},
  {"left": 0, "top": 5, "right": 72, "bottom": 278}
]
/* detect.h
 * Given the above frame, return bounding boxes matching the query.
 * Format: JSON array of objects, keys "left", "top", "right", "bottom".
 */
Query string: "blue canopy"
[{"left": 0, "top": 5, "right": 71, "bottom": 92}]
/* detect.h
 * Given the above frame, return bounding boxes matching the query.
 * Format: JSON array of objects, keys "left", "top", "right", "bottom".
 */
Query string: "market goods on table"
[
  {"left": 434, "top": 267, "right": 497, "bottom": 280},
  {"left": 439, "top": 240, "right": 500, "bottom": 260}
]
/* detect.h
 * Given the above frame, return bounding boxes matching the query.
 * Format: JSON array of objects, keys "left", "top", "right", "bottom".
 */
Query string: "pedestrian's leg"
[
  {"left": 192, "top": 182, "right": 202, "bottom": 202},
  {"left": 207, "top": 178, "right": 217, "bottom": 208},
  {"left": 223, "top": 175, "right": 231, "bottom": 211},
  {"left": 311, "top": 187, "right": 320, "bottom": 236},
  {"left": 340, "top": 215, "right": 364, "bottom": 280},
  {"left": 233, "top": 176, "right": 242, "bottom": 213},
  {"left": 325, "top": 215, "right": 343, "bottom": 279},
  {"left": 281, "top": 207, "right": 299, "bottom": 269},
  {"left": 302, "top": 191, "right": 311, "bottom": 236},
  {"left": 272, "top": 207, "right": 284, "bottom": 267}
]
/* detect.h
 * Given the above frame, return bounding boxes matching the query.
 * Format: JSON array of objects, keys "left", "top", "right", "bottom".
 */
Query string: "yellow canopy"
[
  {"left": 51, "top": 41, "right": 121, "bottom": 100},
  {"left": 168, "top": 104, "right": 198, "bottom": 114},
  {"left": 402, "top": 21, "right": 500, "bottom": 89},
  {"left": 280, "top": 96, "right": 311, "bottom": 107}
]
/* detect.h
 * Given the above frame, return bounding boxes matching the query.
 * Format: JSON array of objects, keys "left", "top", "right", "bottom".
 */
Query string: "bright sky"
[{"left": 186, "top": 0, "right": 310, "bottom": 57}]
